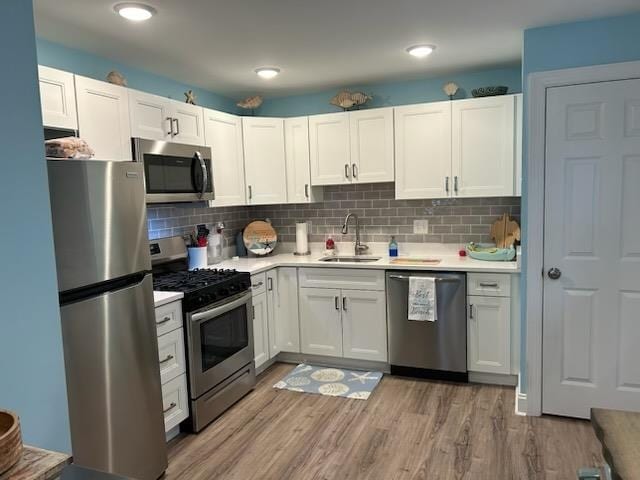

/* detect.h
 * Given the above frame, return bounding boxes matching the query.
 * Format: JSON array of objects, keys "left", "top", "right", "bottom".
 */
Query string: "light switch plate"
[{"left": 413, "top": 219, "right": 429, "bottom": 234}]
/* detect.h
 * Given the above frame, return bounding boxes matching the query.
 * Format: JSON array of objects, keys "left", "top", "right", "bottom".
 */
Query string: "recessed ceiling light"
[
  {"left": 406, "top": 45, "right": 436, "bottom": 58},
  {"left": 255, "top": 67, "right": 280, "bottom": 80},
  {"left": 114, "top": 3, "right": 156, "bottom": 22}
]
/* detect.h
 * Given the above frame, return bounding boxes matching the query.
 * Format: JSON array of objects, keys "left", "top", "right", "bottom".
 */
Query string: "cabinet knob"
[{"left": 547, "top": 268, "right": 562, "bottom": 280}]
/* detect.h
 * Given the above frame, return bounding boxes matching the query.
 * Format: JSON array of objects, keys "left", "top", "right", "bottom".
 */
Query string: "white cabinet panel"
[
  {"left": 515, "top": 93, "right": 523, "bottom": 196},
  {"left": 38, "top": 66, "right": 77, "bottom": 130},
  {"left": 268, "top": 268, "right": 300, "bottom": 354},
  {"left": 395, "top": 102, "right": 452, "bottom": 199},
  {"left": 204, "top": 109, "right": 246, "bottom": 206},
  {"left": 161, "top": 374, "right": 189, "bottom": 432},
  {"left": 298, "top": 268, "right": 385, "bottom": 291},
  {"left": 172, "top": 102, "right": 205, "bottom": 145},
  {"left": 242, "top": 117, "right": 287, "bottom": 205},
  {"left": 299, "top": 288, "right": 343, "bottom": 357},
  {"left": 154, "top": 300, "right": 182, "bottom": 336},
  {"left": 285, "top": 117, "right": 323, "bottom": 203},
  {"left": 349, "top": 107, "right": 394, "bottom": 183},
  {"left": 342, "top": 290, "right": 387, "bottom": 362},
  {"left": 452, "top": 95, "right": 515, "bottom": 197},
  {"left": 75, "top": 75, "right": 131, "bottom": 161},
  {"left": 252, "top": 293, "right": 269, "bottom": 368},
  {"left": 266, "top": 269, "right": 279, "bottom": 358},
  {"left": 468, "top": 296, "right": 511, "bottom": 374},
  {"left": 129, "top": 90, "right": 171, "bottom": 141},
  {"left": 309, "top": 112, "right": 351, "bottom": 185},
  {"left": 157, "top": 328, "right": 186, "bottom": 384}
]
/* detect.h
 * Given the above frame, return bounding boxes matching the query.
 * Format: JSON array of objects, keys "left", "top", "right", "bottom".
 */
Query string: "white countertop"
[
  {"left": 153, "top": 291, "right": 184, "bottom": 308},
  {"left": 210, "top": 252, "right": 520, "bottom": 275}
]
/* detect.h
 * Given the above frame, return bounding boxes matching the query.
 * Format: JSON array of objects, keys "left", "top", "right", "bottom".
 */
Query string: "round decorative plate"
[{"left": 243, "top": 220, "right": 277, "bottom": 256}]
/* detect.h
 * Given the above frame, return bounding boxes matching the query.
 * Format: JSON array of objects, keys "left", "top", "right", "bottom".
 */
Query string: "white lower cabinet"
[
  {"left": 299, "top": 288, "right": 344, "bottom": 357},
  {"left": 155, "top": 299, "right": 189, "bottom": 434},
  {"left": 341, "top": 290, "right": 387, "bottom": 362},
  {"left": 251, "top": 292, "right": 269, "bottom": 369},
  {"left": 467, "top": 273, "right": 511, "bottom": 375}
]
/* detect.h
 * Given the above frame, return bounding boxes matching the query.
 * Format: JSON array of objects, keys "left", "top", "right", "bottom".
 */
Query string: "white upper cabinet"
[
  {"left": 451, "top": 95, "right": 515, "bottom": 197},
  {"left": 349, "top": 107, "right": 394, "bottom": 183},
  {"left": 394, "top": 102, "right": 452, "bottom": 199},
  {"left": 242, "top": 117, "right": 288, "bottom": 205},
  {"left": 203, "top": 109, "right": 246, "bottom": 206},
  {"left": 284, "top": 117, "right": 323, "bottom": 203},
  {"left": 75, "top": 75, "right": 131, "bottom": 161},
  {"left": 515, "top": 93, "right": 523, "bottom": 197},
  {"left": 38, "top": 66, "right": 78, "bottom": 130},
  {"left": 309, "top": 112, "right": 351, "bottom": 185},
  {"left": 129, "top": 89, "right": 205, "bottom": 145}
]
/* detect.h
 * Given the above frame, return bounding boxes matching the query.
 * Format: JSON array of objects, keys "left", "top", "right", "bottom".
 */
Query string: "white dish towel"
[{"left": 408, "top": 277, "right": 437, "bottom": 322}]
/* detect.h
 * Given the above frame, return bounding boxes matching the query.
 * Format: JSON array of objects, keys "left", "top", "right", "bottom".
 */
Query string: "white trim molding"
[{"left": 525, "top": 59, "right": 640, "bottom": 416}]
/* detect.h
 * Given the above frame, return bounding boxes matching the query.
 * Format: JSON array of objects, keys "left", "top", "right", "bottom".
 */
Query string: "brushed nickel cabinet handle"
[
  {"left": 173, "top": 118, "right": 180, "bottom": 136},
  {"left": 454, "top": 175, "right": 459, "bottom": 194},
  {"left": 469, "top": 304, "right": 474, "bottom": 319},
  {"left": 159, "top": 354, "right": 174, "bottom": 364},
  {"left": 334, "top": 296, "right": 340, "bottom": 310},
  {"left": 167, "top": 117, "right": 174, "bottom": 136},
  {"left": 305, "top": 184, "right": 309, "bottom": 198},
  {"left": 267, "top": 277, "right": 273, "bottom": 291},
  {"left": 252, "top": 281, "right": 263, "bottom": 288},
  {"left": 344, "top": 164, "right": 350, "bottom": 179},
  {"left": 163, "top": 402, "right": 177, "bottom": 414},
  {"left": 479, "top": 282, "right": 499, "bottom": 288},
  {"left": 445, "top": 176, "right": 449, "bottom": 194},
  {"left": 352, "top": 163, "right": 358, "bottom": 179},
  {"left": 342, "top": 296, "right": 347, "bottom": 311},
  {"left": 248, "top": 185, "right": 252, "bottom": 200},
  {"left": 156, "top": 316, "right": 171, "bottom": 326}
]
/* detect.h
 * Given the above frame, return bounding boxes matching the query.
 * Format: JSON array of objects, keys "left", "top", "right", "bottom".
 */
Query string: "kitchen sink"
[{"left": 317, "top": 256, "right": 382, "bottom": 263}]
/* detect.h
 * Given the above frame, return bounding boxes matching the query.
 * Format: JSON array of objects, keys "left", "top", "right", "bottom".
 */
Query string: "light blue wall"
[
  {"left": 0, "top": 1, "right": 71, "bottom": 452},
  {"left": 37, "top": 38, "right": 238, "bottom": 114},
  {"left": 257, "top": 66, "right": 522, "bottom": 117},
  {"left": 520, "top": 11, "right": 640, "bottom": 394}
]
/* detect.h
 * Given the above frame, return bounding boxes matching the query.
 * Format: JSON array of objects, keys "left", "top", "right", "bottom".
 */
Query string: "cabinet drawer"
[
  {"left": 299, "top": 268, "right": 385, "bottom": 291},
  {"left": 467, "top": 273, "right": 511, "bottom": 297},
  {"left": 155, "top": 300, "right": 182, "bottom": 336},
  {"left": 251, "top": 272, "right": 267, "bottom": 296},
  {"left": 161, "top": 374, "right": 189, "bottom": 432},
  {"left": 157, "top": 328, "right": 186, "bottom": 384}
]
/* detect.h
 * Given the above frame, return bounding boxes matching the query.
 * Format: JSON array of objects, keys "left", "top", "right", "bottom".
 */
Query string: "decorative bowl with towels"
[{"left": 466, "top": 242, "right": 516, "bottom": 261}]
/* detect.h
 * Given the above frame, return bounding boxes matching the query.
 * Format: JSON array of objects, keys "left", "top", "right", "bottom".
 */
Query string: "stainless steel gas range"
[{"left": 150, "top": 236, "right": 256, "bottom": 432}]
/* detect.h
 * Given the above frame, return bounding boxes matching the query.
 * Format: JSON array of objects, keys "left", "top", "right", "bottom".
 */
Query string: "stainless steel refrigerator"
[{"left": 48, "top": 160, "right": 167, "bottom": 480}]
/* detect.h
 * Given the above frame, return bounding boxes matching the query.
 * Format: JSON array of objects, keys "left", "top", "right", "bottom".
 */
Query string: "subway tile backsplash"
[{"left": 147, "top": 182, "right": 521, "bottom": 247}]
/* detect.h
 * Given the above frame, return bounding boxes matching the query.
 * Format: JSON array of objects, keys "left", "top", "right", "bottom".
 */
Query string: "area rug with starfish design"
[{"left": 273, "top": 363, "right": 383, "bottom": 400}]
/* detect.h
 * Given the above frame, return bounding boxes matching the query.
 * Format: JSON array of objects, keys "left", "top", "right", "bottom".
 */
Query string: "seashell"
[
  {"left": 443, "top": 82, "right": 459, "bottom": 98},
  {"left": 106, "top": 70, "right": 127, "bottom": 87},
  {"left": 236, "top": 95, "right": 264, "bottom": 109},
  {"left": 184, "top": 90, "right": 197, "bottom": 105},
  {"left": 350, "top": 91, "right": 372, "bottom": 106},
  {"left": 330, "top": 90, "right": 355, "bottom": 109}
]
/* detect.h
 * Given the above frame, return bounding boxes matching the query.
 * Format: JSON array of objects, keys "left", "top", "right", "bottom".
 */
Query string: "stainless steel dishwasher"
[{"left": 386, "top": 271, "right": 467, "bottom": 382}]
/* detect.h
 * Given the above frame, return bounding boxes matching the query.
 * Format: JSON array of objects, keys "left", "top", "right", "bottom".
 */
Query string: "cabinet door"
[
  {"left": 394, "top": 102, "right": 451, "bottom": 199},
  {"left": 299, "top": 288, "right": 343, "bottom": 357},
  {"left": 38, "top": 66, "right": 77, "bottom": 130},
  {"left": 452, "top": 95, "right": 515, "bottom": 197},
  {"left": 268, "top": 267, "right": 300, "bottom": 354},
  {"left": 285, "top": 117, "right": 320, "bottom": 203},
  {"left": 342, "top": 290, "right": 387, "bottom": 362},
  {"left": 128, "top": 89, "right": 171, "bottom": 141},
  {"left": 243, "top": 117, "right": 287, "bottom": 205},
  {"left": 204, "top": 109, "right": 246, "bottom": 206},
  {"left": 170, "top": 101, "right": 205, "bottom": 145},
  {"left": 75, "top": 75, "right": 131, "bottom": 161},
  {"left": 467, "top": 295, "right": 510, "bottom": 374},
  {"left": 252, "top": 293, "right": 269, "bottom": 369},
  {"left": 515, "top": 93, "right": 523, "bottom": 197},
  {"left": 350, "top": 108, "right": 394, "bottom": 183},
  {"left": 308, "top": 112, "right": 351, "bottom": 185}
]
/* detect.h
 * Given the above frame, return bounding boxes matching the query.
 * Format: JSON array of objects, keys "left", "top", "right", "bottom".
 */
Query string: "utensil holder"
[{"left": 188, "top": 247, "right": 208, "bottom": 270}]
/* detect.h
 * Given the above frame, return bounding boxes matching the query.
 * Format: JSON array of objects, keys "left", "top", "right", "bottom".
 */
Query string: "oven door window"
[
  {"left": 200, "top": 304, "right": 248, "bottom": 372},
  {"left": 143, "top": 153, "right": 211, "bottom": 194}
]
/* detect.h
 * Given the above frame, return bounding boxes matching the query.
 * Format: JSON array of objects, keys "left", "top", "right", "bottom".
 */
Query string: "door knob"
[{"left": 547, "top": 268, "right": 562, "bottom": 280}]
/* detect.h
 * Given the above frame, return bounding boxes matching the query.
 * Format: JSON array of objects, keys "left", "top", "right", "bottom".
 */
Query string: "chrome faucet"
[{"left": 342, "top": 213, "right": 369, "bottom": 255}]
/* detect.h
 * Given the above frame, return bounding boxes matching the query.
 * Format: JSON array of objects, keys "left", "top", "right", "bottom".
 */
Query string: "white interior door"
[
  {"left": 203, "top": 109, "right": 246, "bottom": 206},
  {"left": 543, "top": 79, "right": 640, "bottom": 418}
]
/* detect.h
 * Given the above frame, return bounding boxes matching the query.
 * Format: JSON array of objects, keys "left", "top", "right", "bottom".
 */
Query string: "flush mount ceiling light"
[
  {"left": 114, "top": 3, "right": 156, "bottom": 21},
  {"left": 406, "top": 45, "right": 436, "bottom": 58},
  {"left": 255, "top": 67, "right": 281, "bottom": 80}
]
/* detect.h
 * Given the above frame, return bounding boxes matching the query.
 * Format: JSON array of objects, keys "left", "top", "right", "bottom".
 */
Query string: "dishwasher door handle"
[{"left": 388, "top": 275, "right": 460, "bottom": 283}]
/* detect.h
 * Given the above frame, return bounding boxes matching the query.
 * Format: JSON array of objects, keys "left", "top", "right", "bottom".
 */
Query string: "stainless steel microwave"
[{"left": 132, "top": 138, "right": 214, "bottom": 203}]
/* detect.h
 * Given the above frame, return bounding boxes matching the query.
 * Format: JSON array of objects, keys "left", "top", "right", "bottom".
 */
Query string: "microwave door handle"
[{"left": 195, "top": 151, "right": 207, "bottom": 199}]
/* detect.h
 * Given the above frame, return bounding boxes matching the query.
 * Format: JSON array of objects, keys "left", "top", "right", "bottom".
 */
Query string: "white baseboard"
[{"left": 515, "top": 383, "right": 528, "bottom": 416}]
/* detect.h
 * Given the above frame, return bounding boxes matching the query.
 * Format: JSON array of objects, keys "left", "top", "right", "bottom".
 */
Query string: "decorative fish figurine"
[
  {"left": 237, "top": 95, "right": 264, "bottom": 109},
  {"left": 106, "top": 70, "right": 127, "bottom": 87}
]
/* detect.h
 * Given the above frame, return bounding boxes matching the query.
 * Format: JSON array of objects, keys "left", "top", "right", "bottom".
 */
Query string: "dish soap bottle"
[{"left": 389, "top": 236, "right": 398, "bottom": 257}]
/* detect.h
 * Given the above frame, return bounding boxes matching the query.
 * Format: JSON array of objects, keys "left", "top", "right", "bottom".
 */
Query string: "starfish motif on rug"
[{"left": 348, "top": 372, "right": 380, "bottom": 384}]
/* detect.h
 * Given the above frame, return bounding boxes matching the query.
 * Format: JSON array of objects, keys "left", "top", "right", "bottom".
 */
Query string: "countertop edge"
[{"left": 153, "top": 291, "right": 184, "bottom": 308}]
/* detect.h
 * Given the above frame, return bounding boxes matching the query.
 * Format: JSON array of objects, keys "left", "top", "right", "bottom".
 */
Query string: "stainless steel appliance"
[
  {"left": 386, "top": 271, "right": 468, "bottom": 382},
  {"left": 150, "top": 236, "right": 255, "bottom": 432},
  {"left": 132, "top": 138, "right": 214, "bottom": 203},
  {"left": 47, "top": 160, "right": 167, "bottom": 480}
]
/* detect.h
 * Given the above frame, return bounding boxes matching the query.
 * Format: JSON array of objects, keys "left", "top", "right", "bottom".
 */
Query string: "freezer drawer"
[{"left": 386, "top": 271, "right": 467, "bottom": 377}]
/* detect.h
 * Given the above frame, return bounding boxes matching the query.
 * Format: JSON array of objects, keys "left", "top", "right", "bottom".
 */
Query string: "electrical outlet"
[{"left": 413, "top": 219, "right": 429, "bottom": 234}]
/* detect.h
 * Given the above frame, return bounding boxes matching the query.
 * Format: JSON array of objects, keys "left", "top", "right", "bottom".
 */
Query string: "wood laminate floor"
[{"left": 167, "top": 363, "right": 603, "bottom": 480}]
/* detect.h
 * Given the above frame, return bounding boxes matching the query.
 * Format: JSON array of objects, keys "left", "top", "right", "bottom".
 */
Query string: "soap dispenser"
[{"left": 389, "top": 236, "right": 398, "bottom": 257}]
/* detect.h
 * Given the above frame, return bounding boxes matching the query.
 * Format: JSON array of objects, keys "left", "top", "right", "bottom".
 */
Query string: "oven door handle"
[{"left": 190, "top": 291, "right": 251, "bottom": 324}]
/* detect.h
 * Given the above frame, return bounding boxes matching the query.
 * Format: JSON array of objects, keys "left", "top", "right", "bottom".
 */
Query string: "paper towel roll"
[{"left": 295, "top": 222, "right": 309, "bottom": 254}]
